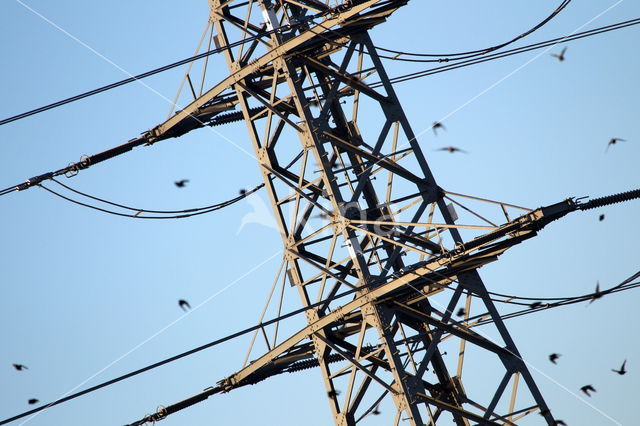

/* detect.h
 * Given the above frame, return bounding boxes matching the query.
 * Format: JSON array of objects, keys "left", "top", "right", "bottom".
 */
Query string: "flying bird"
[
  {"left": 178, "top": 299, "right": 191, "bottom": 311},
  {"left": 174, "top": 179, "right": 189, "bottom": 188},
  {"left": 456, "top": 308, "right": 466, "bottom": 317},
  {"left": 612, "top": 359, "right": 627, "bottom": 375},
  {"left": 550, "top": 47, "right": 567, "bottom": 62},
  {"left": 28, "top": 399, "right": 39, "bottom": 405},
  {"left": 12, "top": 363, "right": 28, "bottom": 371},
  {"left": 432, "top": 121, "right": 446, "bottom": 135},
  {"left": 599, "top": 214, "right": 605, "bottom": 222},
  {"left": 580, "top": 385, "right": 596, "bottom": 397},
  {"left": 606, "top": 138, "right": 625, "bottom": 152},
  {"left": 327, "top": 389, "right": 341, "bottom": 398},
  {"left": 549, "top": 353, "right": 561, "bottom": 364},
  {"left": 589, "top": 281, "right": 603, "bottom": 304},
  {"left": 239, "top": 188, "right": 247, "bottom": 196},
  {"left": 435, "top": 146, "right": 467, "bottom": 154}
]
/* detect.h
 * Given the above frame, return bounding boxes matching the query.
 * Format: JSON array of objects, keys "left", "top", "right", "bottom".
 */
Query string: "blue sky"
[{"left": 1, "top": 1, "right": 639, "bottom": 425}]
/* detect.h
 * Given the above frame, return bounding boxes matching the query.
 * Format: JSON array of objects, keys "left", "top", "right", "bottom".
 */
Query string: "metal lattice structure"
[{"left": 138, "top": 0, "right": 572, "bottom": 424}]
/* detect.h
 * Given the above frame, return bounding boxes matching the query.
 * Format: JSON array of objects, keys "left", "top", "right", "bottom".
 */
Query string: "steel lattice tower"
[{"left": 141, "top": 0, "right": 566, "bottom": 424}]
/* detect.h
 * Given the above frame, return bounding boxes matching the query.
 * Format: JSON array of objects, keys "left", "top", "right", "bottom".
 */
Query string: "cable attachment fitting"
[
  {"left": 64, "top": 162, "right": 80, "bottom": 178},
  {"left": 15, "top": 172, "right": 54, "bottom": 191}
]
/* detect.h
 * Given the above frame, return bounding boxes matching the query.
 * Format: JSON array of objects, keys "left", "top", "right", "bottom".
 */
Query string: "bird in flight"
[
  {"left": 239, "top": 188, "right": 247, "bottom": 195},
  {"left": 550, "top": 47, "right": 567, "bottom": 62},
  {"left": 178, "top": 299, "right": 191, "bottom": 311},
  {"left": 28, "top": 398, "right": 39, "bottom": 405},
  {"left": 12, "top": 363, "right": 28, "bottom": 371},
  {"left": 606, "top": 138, "right": 626, "bottom": 152},
  {"left": 580, "top": 385, "right": 596, "bottom": 397},
  {"left": 612, "top": 360, "right": 627, "bottom": 375},
  {"left": 456, "top": 307, "right": 466, "bottom": 317},
  {"left": 599, "top": 214, "right": 605, "bottom": 222},
  {"left": 589, "top": 281, "right": 603, "bottom": 304},
  {"left": 549, "top": 353, "right": 561, "bottom": 364},
  {"left": 327, "top": 389, "right": 341, "bottom": 398},
  {"left": 432, "top": 121, "right": 446, "bottom": 135},
  {"left": 435, "top": 146, "right": 467, "bottom": 154},
  {"left": 174, "top": 179, "right": 189, "bottom": 188}
]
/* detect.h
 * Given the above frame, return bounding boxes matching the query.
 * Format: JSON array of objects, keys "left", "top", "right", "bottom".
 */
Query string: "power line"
[
  {"left": 38, "top": 179, "right": 264, "bottom": 220},
  {"left": 374, "top": 0, "right": 571, "bottom": 62},
  {"left": 373, "top": 18, "right": 640, "bottom": 86},
  {"left": 3, "top": 268, "right": 638, "bottom": 426}
]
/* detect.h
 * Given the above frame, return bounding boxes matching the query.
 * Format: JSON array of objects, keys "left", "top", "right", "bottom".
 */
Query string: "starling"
[
  {"left": 599, "top": 214, "right": 605, "bottom": 222},
  {"left": 606, "top": 138, "right": 626, "bottom": 152},
  {"left": 174, "top": 179, "right": 189, "bottom": 188},
  {"left": 456, "top": 308, "right": 466, "bottom": 317},
  {"left": 28, "top": 399, "right": 39, "bottom": 405},
  {"left": 435, "top": 146, "right": 467, "bottom": 154},
  {"left": 178, "top": 299, "right": 191, "bottom": 311},
  {"left": 327, "top": 389, "right": 341, "bottom": 398},
  {"left": 580, "top": 384, "right": 596, "bottom": 397},
  {"left": 432, "top": 121, "right": 446, "bottom": 135},
  {"left": 550, "top": 47, "right": 567, "bottom": 62},
  {"left": 549, "top": 353, "right": 561, "bottom": 364},
  {"left": 589, "top": 282, "right": 603, "bottom": 304},
  {"left": 239, "top": 188, "right": 247, "bottom": 195},
  {"left": 12, "top": 363, "right": 28, "bottom": 371},
  {"left": 612, "top": 360, "right": 627, "bottom": 375}
]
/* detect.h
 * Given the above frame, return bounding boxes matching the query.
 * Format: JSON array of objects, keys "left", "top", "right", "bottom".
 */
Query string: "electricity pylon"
[{"left": 143, "top": 0, "right": 561, "bottom": 424}]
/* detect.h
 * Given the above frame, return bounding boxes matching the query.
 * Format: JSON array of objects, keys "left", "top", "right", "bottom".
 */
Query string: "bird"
[
  {"left": 12, "top": 363, "right": 28, "bottom": 371},
  {"left": 435, "top": 146, "right": 467, "bottom": 154},
  {"left": 580, "top": 384, "right": 596, "bottom": 397},
  {"left": 432, "top": 121, "right": 446, "bottom": 135},
  {"left": 550, "top": 47, "right": 567, "bottom": 62},
  {"left": 174, "top": 179, "right": 189, "bottom": 188},
  {"left": 589, "top": 281, "right": 603, "bottom": 304},
  {"left": 529, "top": 301, "right": 543, "bottom": 309},
  {"left": 549, "top": 353, "right": 561, "bottom": 364},
  {"left": 239, "top": 188, "right": 247, "bottom": 196},
  {"left": 28, "top": 398, "right": 39, "bottom": 405},
  {"left": 606, "top": 138, "right": 626, "bottom": 152},
  {"left": 178, "top": 299, "right": 191, "bottom": 311},
  {"left": 327, "top": 389, "right": 341, "bottom": 398},
  {"left": 372, "top": 405, "right": 381, "bottom": 415},
  {"left": 599, "top": 214, "right": 605, "bottom": 222},
  {"left": 612, "top": 359, "right": 627, "bottom": 375},
  {"left": 456, "top": 308, "right": 466, "bottom": 317}
]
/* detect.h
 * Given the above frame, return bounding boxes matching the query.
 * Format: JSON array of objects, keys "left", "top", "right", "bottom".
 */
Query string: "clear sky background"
[{"left": 1, "top": 1, "right": 639, "bottom": 425}]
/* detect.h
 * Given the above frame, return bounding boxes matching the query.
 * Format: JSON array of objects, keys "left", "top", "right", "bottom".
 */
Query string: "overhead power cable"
[
  {"left": 3, "top": 265, "right": 639, "bottom": 426},
  {"left": 373, "top": 18, "right": 640, "bottom": 86},
  {"left": 38, "top": 179, "right": 264, "bottom": 220},
  {"left": 0, "top": 0, "right": 571, "bottom": 127},
  {"left": 374, "top": 0, "right": 571, "bottom": 62}
]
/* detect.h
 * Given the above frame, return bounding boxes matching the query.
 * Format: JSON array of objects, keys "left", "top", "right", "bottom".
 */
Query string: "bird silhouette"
[
  {"left": 178, "top": 299, "right": 191, "bottom": 311},
  {"left": 529, "top": 301, "right": 543, "bottom": 309},
  {"left": 550, "top": 47, "right": 567, "bottom": 62},
  {"left": 12, "top": 363, "right": 28, "bottom": 371},
  {"left": 327, "top": 389, "right": 341, "bottom": 398},
  {"left": 174, "top": 179, "right": 189, "bottom": 188},
  {"left": 456, "top": 308, "right": 466, "bottom": 317},
  {"left": 435, "top": 146, "right": 467, "bottom": 154},
  {"left": 549, "top": 353, "right": 561, "bottom": 364},
  {"left": 372, "top": 405, "right": 381, "bottom": 415},
  {"left": 432, "top": 121, "right": 446, "bottom": 135},
  {"left": 589, "top": 281, "right": 603, "bottom": 304},
  {"left": 606, "top": 138, "right": 626, "bottom": 152},
  {"left": 599, "top": 214, "right": 605, "bottom": 222},
  {"left": 28, "top": 398, "right": 39, "bottom": 405},
  {"left": 612, "top": 359, "right": 627, "bottom": 375},
  {"left": 580, "top": 384, "right": 596, "bottom": 397},
  {"left": 239, "top": 188, "right": 247, "bottom": 196}
]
